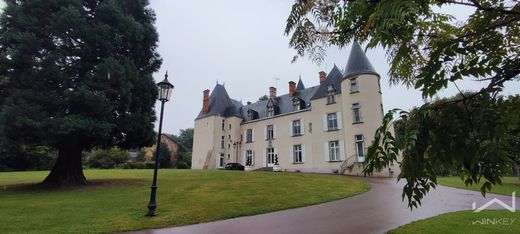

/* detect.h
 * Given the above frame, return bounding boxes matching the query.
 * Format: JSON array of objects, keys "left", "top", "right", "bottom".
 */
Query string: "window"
[
  {"left": 326, "top": 84, "right": 336, "bottom": 104},
  {"left": 221, "top": 136, "right": 225, "bottom": 148},
  {"left": 293, "top": 144, "right": 303, "bottom": 163},
  {"left": 329, "top": 141, "right": 340, "bottom": 161},
  {"left": 221, "top": 119, "right": 225, "bottom": 130},
  {"left": 292, "top": 120, "right": 301, "bottom": 136},
  {"left": 355, "top": 135, "right": 364, "bottom": 158},
  {"left": 229, "top": 124, "right": 232, "bottom": 130},
  {"left": 267, "top": 106, "right": 275, "bottom": 117},
  {"left": 350, "top": 78, "right": 358, "bottom": 92},
  {"left": 266, "top": 125, "right": 274, "bottom": 140},
  {"left": 381, "top": 104, "right": 384, "bottom": 117},
  {"left": 293, "top": 97, "right": 301, "bottom": 111},
  {"left": 246, "top": 129, "right": 253, "bottom": 143},
  {"left": 327, "top": 113, "right": 338, "bottom": 131},
  {"left": 245, "top": 150, "right": 253, "bottom": 166},
  {"left": 352, "top": 103, "right": 362, "bottom": 123},
  {"left": 247, "top": 109, "right": 257, "bottom": 120}
]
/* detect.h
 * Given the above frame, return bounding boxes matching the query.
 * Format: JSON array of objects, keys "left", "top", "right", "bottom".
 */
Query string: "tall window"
[
  {"left": 350, "top": 78, "right": 358, "bottom": 92},
  {"left": 327, "top": 84, "right": 336, "bottom": 104},
  {"left": 293, "top": 144, "right": 303, "bottom": 163},
  {"left": 246, "top": 150, "right": 253, "bottom": 166},
  {"left": 221, "top": 136, "right": 225, "bottom": 148},
  {"left": 221, "top": 119, "right": 225, "bottom": 130},
  {"left": 355, "top": 135, "right": 364, "bottom": 158},
  {"left": 267, "top": 148, "right": 275, "bottom": 165},
  {"left": 327, "top": 113, "right": 338, "bottom": 131},
  {"left": 329, "top": 141, "right": 340, "bottom": 161},
  {"left": 292, "top": 120, "right": 301, "bottom": 136},
  {"left": 266, "top": 125, "right": 274, "bottom": 140},
  {"left": 246, "top": 129, "right": 253, "bottom": 143},
  {"left": 352, "top": 103, "right": 362, "bottom": 123}
]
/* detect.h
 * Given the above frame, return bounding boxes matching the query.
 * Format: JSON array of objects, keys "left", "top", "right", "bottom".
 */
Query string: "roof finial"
[{"left": 165, "top": 70, "right": 168, "bottom": 79}]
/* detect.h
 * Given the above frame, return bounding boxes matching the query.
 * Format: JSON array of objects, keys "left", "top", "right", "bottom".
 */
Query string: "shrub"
[{"left": 87, "top": 147, "right": 129, "bottom": 169}]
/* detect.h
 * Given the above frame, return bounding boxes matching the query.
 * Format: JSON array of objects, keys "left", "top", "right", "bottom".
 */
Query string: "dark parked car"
[{"left": 225, "top": 163, "right": 245, "bottom": 171}]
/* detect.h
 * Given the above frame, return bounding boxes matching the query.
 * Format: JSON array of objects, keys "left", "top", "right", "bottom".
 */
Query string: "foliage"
[
  {"left": 135, "top": 149, "right": 147, "bottom": 162},
  {"left": 154, "top": 144, "right": 172, "bottom": 168},
  {"left": 286, "top": 0, "right": 520, "bottom": 208},
  {"left": 364, "top": 94, "right": 520, "bottom": 208},
  {"left": 0, "top": 170, "right": 369, "bottom": 233},
  {"left": 169, "top": 128, "right": 193, "bottom": 168},
  {"left": 0, "top": 145, "right": 57, "bottom": 171},
  {"left": 258, "top": 95, "right": 268, "bottom": 101},
  {"left": 0, "top": 0, "right": 161, "bottom": 184},
  {"left": 285, "top": 0, "right": 519, "bottom": 97},
  {"left": 87, "top": 147, "right": 129, "bottom": 169}
]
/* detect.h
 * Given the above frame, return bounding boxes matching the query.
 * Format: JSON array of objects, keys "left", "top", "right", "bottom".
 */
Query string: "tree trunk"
[{"left": 41, "top": 142, "right": 86, "bottom": 186}]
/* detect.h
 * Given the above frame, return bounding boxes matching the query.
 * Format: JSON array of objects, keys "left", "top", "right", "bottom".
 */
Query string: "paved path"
[{"left": 130, "top": 177, "right": 518, "bottom": 234}]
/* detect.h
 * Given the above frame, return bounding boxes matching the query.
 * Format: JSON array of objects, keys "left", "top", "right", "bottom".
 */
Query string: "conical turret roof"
[{"left": 343, "top": 41, "right": 379, "bottom": 79}]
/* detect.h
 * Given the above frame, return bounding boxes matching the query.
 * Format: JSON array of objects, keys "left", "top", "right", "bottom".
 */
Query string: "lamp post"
[{"left": 146, "top": 71, "right": 174, "bottom": 217}]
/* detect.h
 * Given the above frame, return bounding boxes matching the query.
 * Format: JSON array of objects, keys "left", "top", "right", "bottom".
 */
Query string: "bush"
[
  {"left": 87, "top": 147, "right": 129, "bottom": 169},
  {"left": 0, "top": 145, "right": 57, "bottom": 171}
]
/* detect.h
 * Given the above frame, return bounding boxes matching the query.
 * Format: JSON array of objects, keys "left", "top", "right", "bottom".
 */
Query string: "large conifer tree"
[{"left": 0, "top": 0, "right": 162, "bottom": 185}]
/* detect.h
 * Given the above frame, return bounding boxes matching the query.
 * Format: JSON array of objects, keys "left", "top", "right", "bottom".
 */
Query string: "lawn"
[
  {"left": 0, "top": 169, "right": 369, "bottom": 233},
  {"left": 388, "top": 210, "right": 520, "bottom": 234},
  {"left": 437, "top": 176, "right": 520, "bottom": 197}
]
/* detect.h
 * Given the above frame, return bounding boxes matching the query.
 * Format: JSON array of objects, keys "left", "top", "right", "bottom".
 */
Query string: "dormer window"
[
  {"left": 247, "top": 109, "right": 258, "bottom": 121},
  {"left": 267, "top": 104, "right": 275, "bottom": 117},
  {"left": 292, "top": 97, "right": 301, "bottom": 111},
  {"left": 327, "top": 84, "right": 336, "bottom": 104}
]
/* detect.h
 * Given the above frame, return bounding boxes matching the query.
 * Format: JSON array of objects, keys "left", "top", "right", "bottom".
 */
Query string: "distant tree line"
[{"left": 0, "top": 128, "right": 194, "bottom": 171}]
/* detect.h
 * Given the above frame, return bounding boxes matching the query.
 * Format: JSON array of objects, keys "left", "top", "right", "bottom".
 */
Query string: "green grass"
[
  {"left": 0, "top": 169, "right": 369, "bottom": 233},
  {"left": 437, "top": 176, "right": 520, "bottom": 197},
  {"left": 388, "top": 210, "right": 520, "bottom": 234}
]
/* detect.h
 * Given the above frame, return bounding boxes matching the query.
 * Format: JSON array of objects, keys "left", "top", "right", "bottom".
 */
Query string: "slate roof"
[
  {"left": 343, "top": 41, "right": 379, "bottom": 79},
  {"left": 196, "top": 83, "right": 243, "bottom": 119},
  {"left": 196, "top": 41, "right": 379, "bottom": 121},
  {"left": 240, "top": 85, "right": 319, "bottom": 121},
  {"left": 310, "top": 65, "right": 343, "bottom": 100}
]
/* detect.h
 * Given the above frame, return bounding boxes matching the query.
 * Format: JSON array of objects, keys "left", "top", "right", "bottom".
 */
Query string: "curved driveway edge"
[{"left": 128, "top": 177, "right": 518, "bottom": 234}]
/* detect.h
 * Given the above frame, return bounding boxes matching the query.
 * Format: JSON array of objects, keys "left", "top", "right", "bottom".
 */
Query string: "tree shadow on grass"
[{"left": 1, "top": 178, "right": 146, "bottom": 192}]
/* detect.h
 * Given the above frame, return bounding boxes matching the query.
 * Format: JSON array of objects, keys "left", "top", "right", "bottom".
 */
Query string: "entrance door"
[
  {"left": 355, "top": 135, "right": 365, "bottom": 162},
  {"left": 266, "top": 148, "right": 275, "bottom": 167}
]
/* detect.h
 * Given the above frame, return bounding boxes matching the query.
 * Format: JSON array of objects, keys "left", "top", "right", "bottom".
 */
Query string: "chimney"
[
  {"left": 203, "top": 89, "right": 210, "bottom": 114},
  {"left": 288, "top": 81, "right": 296, "bottom": 96},
  {"left": 319, "top": 71, "right": 327, "bottom": 84},
  {"left": 247, "top": 101, "right": 252, "bottom": 105},
  {"left": 269, "top": 87, "right": 277, "bottom": 99}
]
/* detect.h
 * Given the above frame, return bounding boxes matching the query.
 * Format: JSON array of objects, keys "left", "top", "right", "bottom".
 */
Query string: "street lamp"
[{"left": 146, "top": 71, "right": 174, "bottom": 217}]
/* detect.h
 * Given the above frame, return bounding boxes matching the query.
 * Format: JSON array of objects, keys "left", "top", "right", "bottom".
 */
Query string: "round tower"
[{"left": 340, "top": 41, "right": 384, "bottom": 165}]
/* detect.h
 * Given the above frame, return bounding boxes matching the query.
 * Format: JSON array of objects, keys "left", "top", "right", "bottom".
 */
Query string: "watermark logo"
[
  {"left": 472, "top": 218, "right": 516, "bottom": 225},
  {"left": 472, "top": 191, "right": 516, "bottom": 213}
]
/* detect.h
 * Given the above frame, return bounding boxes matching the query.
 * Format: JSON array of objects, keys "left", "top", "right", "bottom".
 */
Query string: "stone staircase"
[{"left": 339, "top": 155, "right": 364, "bottom": 175}]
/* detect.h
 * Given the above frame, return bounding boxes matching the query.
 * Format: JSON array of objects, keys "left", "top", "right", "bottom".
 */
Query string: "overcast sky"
[
  {"left": 148, "top": 0, "right": 518, "bottom": 135},
  {"left": 1, "top": 1, "right": 518, "bottom": 135}
]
